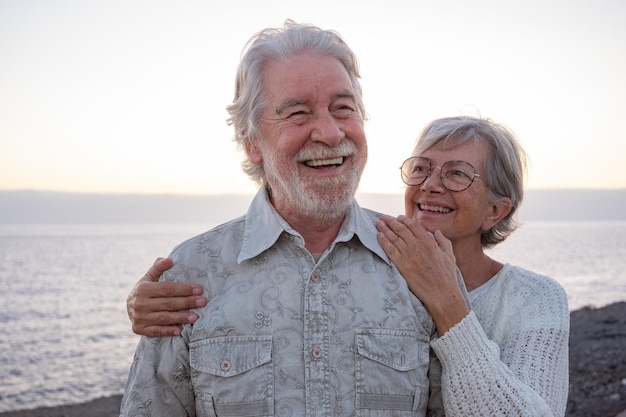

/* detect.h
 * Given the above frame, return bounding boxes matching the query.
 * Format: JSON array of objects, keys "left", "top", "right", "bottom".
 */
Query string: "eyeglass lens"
[{"left": 401, "top": 157, "right": 477, "bottom": 191}]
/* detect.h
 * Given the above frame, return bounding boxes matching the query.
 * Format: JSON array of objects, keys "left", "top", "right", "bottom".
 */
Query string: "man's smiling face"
[{"left": 246, "top": 51, "right": 367, "bottom": 223}]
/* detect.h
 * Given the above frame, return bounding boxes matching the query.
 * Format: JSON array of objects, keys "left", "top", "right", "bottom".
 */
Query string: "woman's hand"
[
  {"left": 376, "top": 215, "right": 469, "bottom": 335},
  {"left": 127, "top": 258, "right": 208, "bottom": 337}
]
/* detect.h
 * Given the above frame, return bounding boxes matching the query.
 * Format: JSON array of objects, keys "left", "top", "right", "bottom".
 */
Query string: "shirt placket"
[{"left": 304, "top": 266, "right": 331, "bottom": 416}]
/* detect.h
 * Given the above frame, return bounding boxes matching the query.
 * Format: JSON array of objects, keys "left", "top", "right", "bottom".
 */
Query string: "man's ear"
[
  {"left": 481, "top": 197, "right": 513, "bottom": 232},
  {"left": 245, "top": 140, "right": 263, "bottom": 164}
]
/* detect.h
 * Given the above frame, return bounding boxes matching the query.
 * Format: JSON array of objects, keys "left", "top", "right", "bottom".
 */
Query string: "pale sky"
[{"left": 1, "top": 0, "right": 625, "bottom": 195}]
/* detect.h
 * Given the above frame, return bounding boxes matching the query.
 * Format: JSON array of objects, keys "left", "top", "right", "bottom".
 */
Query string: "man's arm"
[
  {"left": 127, "top": 257, "right": 208, "bottom": 337},
  {"left": 121, "top": 331, "right": 194, "bottom": 416}
]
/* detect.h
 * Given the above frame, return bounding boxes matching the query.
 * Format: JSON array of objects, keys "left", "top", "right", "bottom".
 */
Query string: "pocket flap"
[
  {"left": 190, "top": 335, "right": 272, "bottom": 377},
  {"left": 356, "top": 329, "right": 427, "bottom": 371}
]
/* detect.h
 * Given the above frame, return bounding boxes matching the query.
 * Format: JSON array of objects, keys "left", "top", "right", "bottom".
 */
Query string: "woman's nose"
[{"left": 421, "top": 166, "right": 445, "bottom": 192}]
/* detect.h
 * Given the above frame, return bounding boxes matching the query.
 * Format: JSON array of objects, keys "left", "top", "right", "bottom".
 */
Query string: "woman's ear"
[{"left": 481, "top": 197, "right": 513, "bottom": 232}]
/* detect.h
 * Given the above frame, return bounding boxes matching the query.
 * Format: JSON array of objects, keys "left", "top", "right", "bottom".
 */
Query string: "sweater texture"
[{"left": 431, "top": 263, "right": 570, "bottom": 416}]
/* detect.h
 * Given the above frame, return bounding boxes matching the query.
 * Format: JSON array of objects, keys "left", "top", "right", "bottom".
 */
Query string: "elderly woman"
[
  {"left": 127, "top": 116, "right": 569, "bottom": 416},
  {"left": 376, "top": 116, "right": 569, "bottom": 416}
]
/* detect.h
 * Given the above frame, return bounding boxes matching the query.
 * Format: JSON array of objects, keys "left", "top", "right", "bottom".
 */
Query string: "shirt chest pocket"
[
  {"left": 355, "top": 329, "right": 430, "bottom": 415},
  {"left": 190, "top": 336, "right": 274, "bottom": 417}
]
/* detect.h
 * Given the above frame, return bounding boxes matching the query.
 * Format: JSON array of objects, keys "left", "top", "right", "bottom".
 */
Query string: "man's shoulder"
[
  {"left": 169, "top": 215, "right": 247, "bottom": 255},
  {"left": 354, "top": 205, "right": 383, "bottom": 225}
]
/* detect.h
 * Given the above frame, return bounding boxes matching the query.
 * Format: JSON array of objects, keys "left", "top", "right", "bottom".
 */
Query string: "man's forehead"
[{"left": 263, "top": 54, "right": 352, "bottom": 89}]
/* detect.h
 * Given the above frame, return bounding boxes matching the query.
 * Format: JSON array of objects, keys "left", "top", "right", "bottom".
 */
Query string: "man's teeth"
[
  {"left": 420, "top": 204, "right": 451, "bottom": 213},
  {"left": 305, "top": 157, "right": 344, "bottom": 167}
]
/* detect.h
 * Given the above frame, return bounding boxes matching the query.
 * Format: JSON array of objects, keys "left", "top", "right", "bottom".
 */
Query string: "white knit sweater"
[{"left": 431, "top": 264, "right": 570, "bottom": 416}]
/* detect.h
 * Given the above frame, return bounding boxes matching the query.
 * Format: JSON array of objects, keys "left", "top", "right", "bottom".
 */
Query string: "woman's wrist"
[{"left": 426, "top": 289, "right": 470, "bottom": 336}]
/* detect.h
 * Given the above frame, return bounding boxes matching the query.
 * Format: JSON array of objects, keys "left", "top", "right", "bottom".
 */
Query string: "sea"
[{"left": 0, "top": 221, "right": 625, "bottom": 412}]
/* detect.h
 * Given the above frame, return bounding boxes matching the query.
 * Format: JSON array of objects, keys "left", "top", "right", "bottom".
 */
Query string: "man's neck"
[
  {"left": 282, "top": 212, "right": 345, "bottom": 254},
  {"left": 266, "top": 187, "right": 351, "bottom": 254}
]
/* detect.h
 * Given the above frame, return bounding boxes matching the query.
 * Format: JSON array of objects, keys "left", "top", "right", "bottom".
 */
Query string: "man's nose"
[{"left": 310, "top": 111, "right": 344, "bottom": 146}]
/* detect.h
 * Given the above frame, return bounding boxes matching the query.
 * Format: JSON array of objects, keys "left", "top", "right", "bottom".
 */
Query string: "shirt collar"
[{"left": 237, "top": 188, "right": 391, "bottom": 266}]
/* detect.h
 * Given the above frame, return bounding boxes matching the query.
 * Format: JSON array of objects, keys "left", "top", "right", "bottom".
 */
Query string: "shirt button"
[
  {"left": 311, "top": 347, "right": 322, "bottom": 359},
  {"left": 310, "top": 272, "right": 320, "bottom": 282},
  {"left": 220, "top": 360, "right": 231, "bottom": 371}
]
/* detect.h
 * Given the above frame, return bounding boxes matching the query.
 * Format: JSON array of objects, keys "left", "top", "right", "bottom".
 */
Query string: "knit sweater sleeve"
[{"left": 430, "top": 273, "right": 570, "bottom": 416}]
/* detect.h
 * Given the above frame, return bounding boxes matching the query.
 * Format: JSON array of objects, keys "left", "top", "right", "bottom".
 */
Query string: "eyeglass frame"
[{"left": 399, "top": 156, "right": 485, "bottom": 192}]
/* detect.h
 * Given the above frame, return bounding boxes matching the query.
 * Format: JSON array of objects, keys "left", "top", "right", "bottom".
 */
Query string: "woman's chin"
[{"left": 416, "top": 216, "right": 443, "bottom": 233}]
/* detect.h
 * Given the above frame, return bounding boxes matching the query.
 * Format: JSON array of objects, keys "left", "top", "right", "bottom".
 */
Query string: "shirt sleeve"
[
  {"left": 431, "top": 310, "right": 569, "bottom": 417},
  {"left": 426, "top": 268, "right": 469, "bottom": 417},
  {"left": 427, "top": 343, "right": 445, "bottom": 417},
  {"left": 120, "top": 334, "right": 195, "bottom": 417}
]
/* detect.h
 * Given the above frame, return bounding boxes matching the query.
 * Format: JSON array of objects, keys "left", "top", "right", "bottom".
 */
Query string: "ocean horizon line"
[{"left": 1, "top": 188, "right": 625, "bottom": 223}]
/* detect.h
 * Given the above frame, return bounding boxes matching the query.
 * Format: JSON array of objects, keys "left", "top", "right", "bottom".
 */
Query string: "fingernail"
[
  {"left": 188, "top": 314, "right": 199, "bottom": 322},
  {"left": 192, "top": 287, "right": 203, "bottom": 295}
]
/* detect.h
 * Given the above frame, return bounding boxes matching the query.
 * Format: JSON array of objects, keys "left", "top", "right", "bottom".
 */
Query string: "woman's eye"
[{"left": 451, "top": 169, "right": 471, "bottom": 178}]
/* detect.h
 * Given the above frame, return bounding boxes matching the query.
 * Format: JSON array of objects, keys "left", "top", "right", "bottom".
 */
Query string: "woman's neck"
[{"left": 453, "top": 241, "right": 503, "bottom": 292}]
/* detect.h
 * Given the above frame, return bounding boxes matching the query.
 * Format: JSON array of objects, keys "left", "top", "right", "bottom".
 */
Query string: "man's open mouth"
[{"left": 303, "top": 157, "right": 345, "bottom": 168}]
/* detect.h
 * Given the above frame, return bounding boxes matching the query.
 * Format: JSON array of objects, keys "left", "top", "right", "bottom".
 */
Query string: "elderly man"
[{"left": 120, "top": 21, "right": 441, "bottom": 417}]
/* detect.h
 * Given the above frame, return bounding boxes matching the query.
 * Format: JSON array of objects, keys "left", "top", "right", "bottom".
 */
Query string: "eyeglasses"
[{"left": 400, "top": 157, "right": 483, "bottom": 192}]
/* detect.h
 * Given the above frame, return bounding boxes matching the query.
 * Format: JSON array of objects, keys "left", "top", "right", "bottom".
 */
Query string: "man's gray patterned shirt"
[{"left": 120, "top": 189, "right": 440, "bottom": 417}]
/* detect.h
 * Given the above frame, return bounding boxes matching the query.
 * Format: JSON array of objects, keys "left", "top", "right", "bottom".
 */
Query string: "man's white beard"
[
  {"left": 282, "top": 173, "right": 359, "bottom": 223},
  {"left": 264, "top": 141, "right": 364, "bottom": 224}
]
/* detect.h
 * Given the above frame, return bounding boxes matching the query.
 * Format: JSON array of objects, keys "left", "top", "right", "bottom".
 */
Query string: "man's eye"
[
  {"left": 333, "top": 107, "right": 355, "bottom": 118},
  {"left": 285, "top": 110, "right": 310, "bottom": 122}
]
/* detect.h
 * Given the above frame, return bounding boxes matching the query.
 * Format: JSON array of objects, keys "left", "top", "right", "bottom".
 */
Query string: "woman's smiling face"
[{"left": 404, "top": 137, "right": 503, "bottom": 245}]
